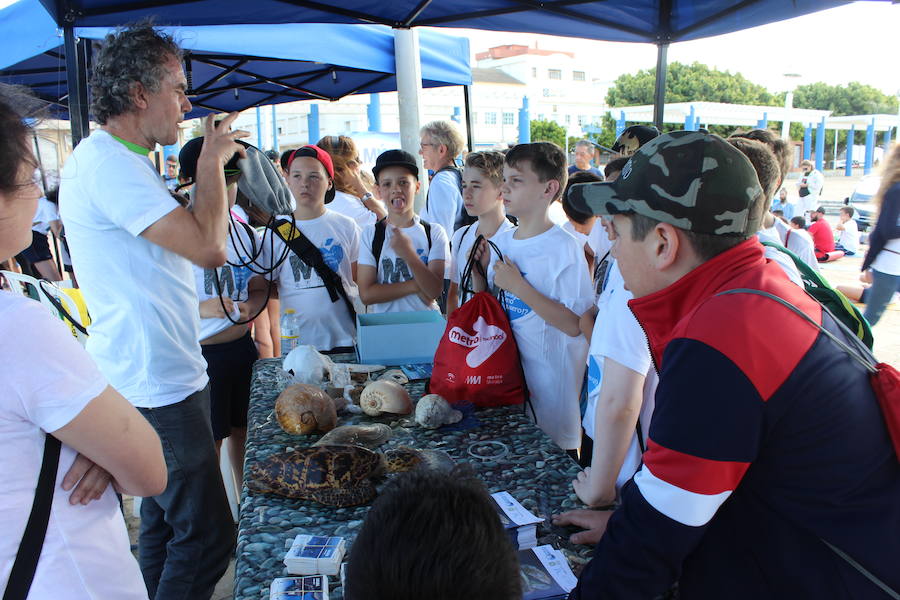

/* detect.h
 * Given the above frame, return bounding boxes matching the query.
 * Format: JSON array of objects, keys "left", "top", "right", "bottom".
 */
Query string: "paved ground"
[{"left": 122, "top": 170, "right": 896, "bottom": 600}]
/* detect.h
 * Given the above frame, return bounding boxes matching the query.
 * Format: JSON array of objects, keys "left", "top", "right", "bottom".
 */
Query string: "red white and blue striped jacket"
[{"left": 571, "top": 238, "right": 900, "bottom": 600}]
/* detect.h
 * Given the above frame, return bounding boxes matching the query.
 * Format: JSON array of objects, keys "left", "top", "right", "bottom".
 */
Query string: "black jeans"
[{"left": 137, "top": 386, "right": 235, "bottom": 600}]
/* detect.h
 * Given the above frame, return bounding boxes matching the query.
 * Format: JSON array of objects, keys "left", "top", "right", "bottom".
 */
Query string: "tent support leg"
[
  {"left": 463, "top": 85, "right": 474, "bottom": 151},
  {"left": 394, "top": 27, "right": 428, "bottom": 212},
  {"left": 652, "top": 42, "right": 668, "bottom": 132},
  {"left": 64, "top": 25, "right": 90, "bottom": 147}
]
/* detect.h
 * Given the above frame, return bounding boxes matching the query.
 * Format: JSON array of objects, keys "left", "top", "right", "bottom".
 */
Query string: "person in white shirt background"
[
  {"left": 419, "top": 120, "right": 466, "bottom": 238},
  {"left": 835, "top": 205, "right": 860, "bottom": 256},
  {"left": 317, "top": 135, "right": 386, "bottom": 227},
  {"left": 358, "top": 149, "right": 449, "bottom": 314},
  {"left": 58, "top": 24, "right": 240, "bottom": 599},
  {"left": 797, "top": 158, "right": 824, "bottom": 219},
  {"left": 0, "top": 91, "right": 167, "bottom": 600},
  {"left": 446, "top": 150, "right": 515, "bottom": 313}
]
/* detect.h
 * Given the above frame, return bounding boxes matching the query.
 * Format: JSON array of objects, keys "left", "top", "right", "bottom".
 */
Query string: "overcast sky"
[
  {"left": 442, "top": 2, "right": 900, "bottom": 96},
  {"left": 6, "top": 0, "right": 898, "bottom": 96}
]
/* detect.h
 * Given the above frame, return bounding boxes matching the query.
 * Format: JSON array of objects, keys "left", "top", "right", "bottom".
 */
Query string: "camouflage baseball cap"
[{"left": 568, "top": 131, "right": 764, "bottom": 236}]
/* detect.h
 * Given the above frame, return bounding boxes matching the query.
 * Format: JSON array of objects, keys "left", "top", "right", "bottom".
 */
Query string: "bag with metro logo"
[{"left": 430, "top": 235, "right": 528, "bottom": 408}]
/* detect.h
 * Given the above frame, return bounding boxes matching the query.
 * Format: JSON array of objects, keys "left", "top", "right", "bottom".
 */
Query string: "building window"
[
  {"left": 577, "top": 115, "right": 586, "bottom": 126},
  {"left": 537, "top": 114, "right": 545, "bottom": 121},
  {"left": 565, "top": 115, "right": 571, "bottom": 124},
  {"left": 472, "top": 112, "right": 478, "bottom": 124},
  {"left": 502, "top": 112, "right": 515, "bottom": 125},
  {"left": 532, "top": 67, "right": 537, "bottom": 77},
  {"left": 485, "top": 112, "right": 498, "bottom": 125},
  {"left": 573, "top": 70, "right": 586, "bottom": 81},
  {"left": 548, "top": 69, "right": 562, "bottom": 80}
]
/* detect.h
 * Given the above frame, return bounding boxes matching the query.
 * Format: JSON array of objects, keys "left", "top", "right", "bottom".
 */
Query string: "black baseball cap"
[
  {"left": 178, "top": 136, "right": 250, "bottom": 183},
  {"left": 373, "top": 149, "right": 419, "bottom": 181}
]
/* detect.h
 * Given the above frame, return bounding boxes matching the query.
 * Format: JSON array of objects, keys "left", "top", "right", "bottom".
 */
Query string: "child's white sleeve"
[
  {"left": 428, "top": 223, "right": 451, "bottom": 264},
  {"left": 449, "top": 227, "right": 465, "bottom": 283},
  {"left": 358, "top": 224, "right": 376, "bottom": 268}
]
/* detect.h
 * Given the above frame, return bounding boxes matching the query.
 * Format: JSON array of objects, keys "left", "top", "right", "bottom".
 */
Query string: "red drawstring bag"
[
  {"left": 719, "top": 289, "right": 900, "bottom": 459},
  {"left": 430, "top": 236, "right": 528, "bottom": 408}
]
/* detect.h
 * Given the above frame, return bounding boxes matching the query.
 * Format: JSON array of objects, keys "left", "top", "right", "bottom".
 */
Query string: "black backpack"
[
  {"left": 427, "top": 165, "right": 473, "bottom": 230},
  {"left": 371, "top": 218, "right": 432, "bottom": 264}
]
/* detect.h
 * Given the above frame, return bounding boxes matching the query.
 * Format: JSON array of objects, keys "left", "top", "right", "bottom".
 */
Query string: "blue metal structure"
[
  {"left": 803, "top": 124, "right": 812, "bottom": 161},
  {"left": 864, "top": 118, "right": 875, "bottom": 175},
  {"left": 307, "top": 104, "right": 320, "bottom": 144},
  {"left": 616, "top": 111, "right": 626, "bottom": 138},
  {"left": 884, "top": 129, "right": 893, "bottom": 155},
  {"left": 271, "top": 105, "right": 278, "bottom": 152},
  {"left": 451, "top": 106, "right": 461, "bottom": 124},
  {"left": 845, "top": 126, "right": 855, "bottom": 177},
  {"left": 756, "top": 112, "right": 768, "bottom": 130},
  {"left": 28, "top": 0, "right": 854, "bottom": 135},
  {"left": 367, "top": 94, "right": 382, "bottom": 132},
  {"left": 0, "top": 0, "right": 471, "bottom": 124},
  {"left": 255, "top": 106, "right": 263, "bottom": 148},
  {"left": 816, "top": 118, "right": 826, "bottom": 173},
  {"left": 518, "top": 96, "right": 530, "bottom": 144},
  {"left": 684, "top": 105, "right": 696, "bottom": 131}
]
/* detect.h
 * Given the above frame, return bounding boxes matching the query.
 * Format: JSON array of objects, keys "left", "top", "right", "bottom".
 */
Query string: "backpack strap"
[
  {"left": 373, "top": 218, "right": 431, "bottom": 263},
  {"left": 3, "top": 434, "right": 61, "bottom": 600},
  {"left": 273, "top": 219, "right": 356, "bottom": 322},
  {"left": 372, "top": 218, "right": 388, "bottom": 264}
]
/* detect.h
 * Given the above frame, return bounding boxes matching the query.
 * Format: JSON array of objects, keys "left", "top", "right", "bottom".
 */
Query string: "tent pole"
[
  {"left": 394, "top": 27, "right": 428, "bottom": 213},
  {"left": 63, "top": 26, "right": 90, "bottom": 147},
  {"left": 463, "top": 85, "right": 474, "bottom": 151},
  {"left": 652, "top": 42, "right": 668, "bottom": 131}
]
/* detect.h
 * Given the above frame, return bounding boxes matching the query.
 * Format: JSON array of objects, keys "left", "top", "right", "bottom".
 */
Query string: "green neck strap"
[{"left": 109, "top": 133, "right": 151, "bottom": 156}]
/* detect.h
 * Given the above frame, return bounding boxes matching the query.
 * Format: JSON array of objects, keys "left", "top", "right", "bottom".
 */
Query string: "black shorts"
[
  {"left": 20, "top": 230, "right": 53, "bottom": 263},
  {"left": 201, "top": 331, "right": 258, "bottom": 440}
]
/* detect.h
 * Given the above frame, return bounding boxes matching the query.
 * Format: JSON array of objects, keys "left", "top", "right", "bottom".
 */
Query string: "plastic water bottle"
[{"left": 280, "top": 309, "right": 300, "bottom": 356}]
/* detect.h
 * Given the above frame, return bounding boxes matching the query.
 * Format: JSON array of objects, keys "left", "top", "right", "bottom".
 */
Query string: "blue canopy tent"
[
  {"left": 35, "top": 0, "right": 862, "bottom": 135},
  {"left": 0, "top": 0, "right": 470, "bottom": 125}
]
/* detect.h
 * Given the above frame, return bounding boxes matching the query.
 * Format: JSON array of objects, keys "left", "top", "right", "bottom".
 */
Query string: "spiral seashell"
[{"left": 359, "top": 380, "right": 412, "bottom": 417}]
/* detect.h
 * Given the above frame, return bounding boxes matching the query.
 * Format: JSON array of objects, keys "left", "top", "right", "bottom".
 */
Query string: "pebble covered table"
[{"left": 235, "top": 356, "right": 592, "bottom": 600}]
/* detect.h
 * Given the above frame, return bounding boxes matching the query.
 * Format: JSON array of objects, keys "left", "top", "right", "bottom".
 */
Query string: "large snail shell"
[
  {"left": 359, "top": 380, "right": 412, "bottom": 417},
  {"left": 415, "top": 394, "right": 463, "bottom": 429},
  {"left": 275, "top": 384, "right": 338, "bottom": 435}
]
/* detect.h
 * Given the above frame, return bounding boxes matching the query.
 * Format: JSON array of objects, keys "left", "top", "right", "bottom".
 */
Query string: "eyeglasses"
[{"left": 419, "top": 142, "right": 436, "bottom": 149}]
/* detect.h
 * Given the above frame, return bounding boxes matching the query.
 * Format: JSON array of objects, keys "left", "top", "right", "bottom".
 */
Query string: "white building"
[{"left": 227, "top": 43, "right": 610, "bottom": 156}]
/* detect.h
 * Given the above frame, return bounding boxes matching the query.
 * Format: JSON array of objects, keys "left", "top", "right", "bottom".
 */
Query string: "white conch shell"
[
  {"left": 415, "top": 394, "right": 463, "bottom": 429},
  {"left": 282, "top": 345, "right": 334, "bottom": 385},
  {"left": 359, "top": 380, "right": 412, "bottom": 417}
]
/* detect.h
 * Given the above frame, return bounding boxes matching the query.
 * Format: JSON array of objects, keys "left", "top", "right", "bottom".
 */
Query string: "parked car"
[{"left": 844, "top": 175, "right": 880, "bottom": 231}]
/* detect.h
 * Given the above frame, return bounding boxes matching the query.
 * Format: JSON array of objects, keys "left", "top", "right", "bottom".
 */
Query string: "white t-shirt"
[
  {"left": 59, "top": 130, "right": 208, "bottom": 408},
  {"left": 0, "top": 293, "right": 148, "bottom": 600},
  {"left": 358, "top": 217, "right": 450, "bottom": 314},
  {"left": 487, "top": 225, "right": 593, "bottom": 449},
  {"left": 774, "top": 218, "right": 820, "bottom": 272},
  {"left": 561, "top": 220, "right": 590, "bottom": 250},
  {"left": 587, "top": 219, "right": 614, "bottom": 299},
  {"left": 837, "top": 218, "right": 860, "bottom": 254},
  {"left": 797, "top": 169, "right": 824, "bottom": 214},
  {"left": 32, "top": 196, "right": 59, "bottom": 234},
  {"left": 548, "top": 200, "right": 569, "bottom": 226},
  {"left": 581, "top": 262, "right": 657, "bottom": 495},
  {"left": 193, "top": 220, "right": 264, "bottom": 341},
  {"left": 328, "top": 190, "right": 377, "bottom": 229},
  {"left": 871, "top": 239, "right": 900, "bottom": 275},
  {"left": 265, "top": 210, "right": 361, "bottom": 351},
  {"left": 757, "top": 226, "right": 803, "bottom": 287},
  {"left": 421, "top": 169, "right": 463, "bottom": 238},
  {"left": 448, "top": 219, "right": 516, "bottom": 289}
]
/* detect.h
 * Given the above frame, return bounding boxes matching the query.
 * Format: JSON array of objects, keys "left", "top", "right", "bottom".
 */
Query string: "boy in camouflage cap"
[{"left": 559, "top": 130, "right": 900, "bottom": 599}]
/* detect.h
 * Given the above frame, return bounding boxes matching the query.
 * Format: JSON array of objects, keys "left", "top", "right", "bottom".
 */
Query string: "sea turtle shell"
[
  {"left": 314, "top": 423, "right": 392, "bottom": 449},
  {"left": 247, "top": 444, "right": 383, "bottom": 507}
]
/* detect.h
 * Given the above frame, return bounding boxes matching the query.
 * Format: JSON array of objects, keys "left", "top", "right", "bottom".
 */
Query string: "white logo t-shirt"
[
  {"left": 358, "top": 217, "right": 450, "bottom": 314},
  {"left": 487, "top": 225, "right": 593, "bottom": 449},
  {"left": 448, "top": 218, "right": 515, "bottom": 290},
  {"left": 265, "top": 210, "right": 361, "bottom": 351}
]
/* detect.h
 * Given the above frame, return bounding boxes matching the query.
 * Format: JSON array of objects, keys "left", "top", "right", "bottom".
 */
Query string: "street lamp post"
[{"left": 781, "top": 73, "right": 802, "bottom": 140}]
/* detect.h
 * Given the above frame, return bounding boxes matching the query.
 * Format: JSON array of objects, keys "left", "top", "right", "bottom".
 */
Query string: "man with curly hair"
[{"left": 58, "top": 23, "right": 244, "bottom": 600}]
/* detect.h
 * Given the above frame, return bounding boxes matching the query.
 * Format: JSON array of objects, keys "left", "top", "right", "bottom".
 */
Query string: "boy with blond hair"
[{"left": 474, "top": 142, "right": 592, "bottom": 452}]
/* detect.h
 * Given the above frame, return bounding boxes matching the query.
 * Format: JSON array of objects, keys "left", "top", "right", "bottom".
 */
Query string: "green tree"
[
  {"left": 792, "top": 82, "right": 899, "bottom": 149},
  {"left": 602, "top": 61, "right": 781, "bottom": 142},
  {"left": 530, "top": 119, "right": 567, "bottom": 149}
]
